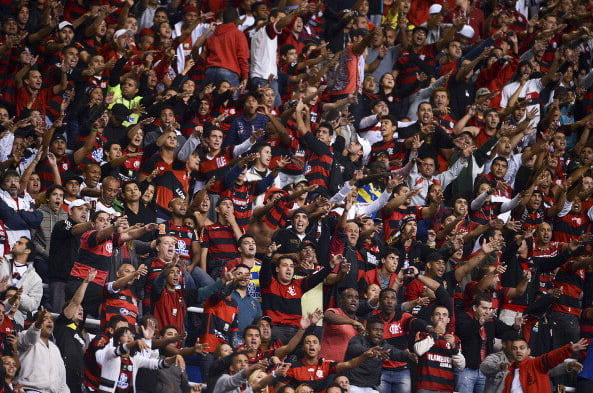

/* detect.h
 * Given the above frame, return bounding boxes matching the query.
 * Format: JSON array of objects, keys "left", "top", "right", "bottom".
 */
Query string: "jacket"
[
  {"left": 480, "top": 351, "right": 510, "bottom": 393},
  {"left": 456, "top": 311, "right": 517, "bottom": 370},
  {"left": 33, "top": 204, "right": 68, "bottom": 260},
  {"left": 212, "top": 369, "right": 254, "bottom": 393},
  {"left": 95, "top": 340, "right": 166, "bottom": 393},
  {"left": 481, "top": 350, "right": 570, "bottom": 393},
  {"left": 205, "top": 23, "right": 250, "bottom": 79},
  {"left": 0, "top": 256, "right": 43, "bottom": 326},
  {"left": 501, "top": 344, "right": 573, "bottom": 393},
  {"left": 344, "top": 334, "right": 409, "bottom": 387},
  {"left": 16, "top": 324, "right": 70, "bottom": 393}
]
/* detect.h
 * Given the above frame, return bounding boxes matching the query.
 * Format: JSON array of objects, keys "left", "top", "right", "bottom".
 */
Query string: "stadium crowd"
[{"left": 1, "top": 0, "right": 593, "bottom": 393}]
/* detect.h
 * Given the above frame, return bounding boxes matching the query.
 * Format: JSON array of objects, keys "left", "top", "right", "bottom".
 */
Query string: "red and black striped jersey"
[
  {"left": 581, "top": 308, "right": 593, "bottom": 339},
  {"left": 220, "top": 182, "right": 258, "bottom": 232},
  {"left": 198, "top": 147, "right": 234, "bottom": 194},
  {"left": 285, "top": 358, "right": 338, "bottom": 393},
  {"left": 261, "top": 265, "right": 331, "bottom": 328},
  {"left": 166, "top": 221, "right": 197, "bottom": 265},
  {"left": 141, "top": 153, "right": 190, "bottom": 211},
  {"left": 551, "top": 263, "right": 585, "bottom": 316},
  {"left": 553, "top": 212, "right": 589, "bottom": 243},
  {"left": 201, "top": 223, "right": 240, "bottom": 275},
  {"left": 37, "top": 155, "right": 74, "bottom": 191},
  {"left": 198, "top": 295, "right": 239, "bottom": 353},
  {"left": 100, "top": 286, "right": 138, "bottom": 329},
  {"left": 371, "top": 138, "right": 406, "bottom": 168},
  {"left": 302, "top": 132, "right": 333, "bottom": 192},
  {"left": 371, "top": 310, "right": 417, "bottom": 371},
  {"left": 414, "top": 331, "right": 459, "bottom": 392},
  {"left": 528, "top": 241, "right": 565, "bottom": 294},
  {"left": 394, "top": 44, "right": 438, "bottom": 90},
  {"left": 70, "top": 230, "right": 121, "bottom": 287},
  {"left": 83, "top": 333, "right": 111, "bottom": 391},
  {"left": 381, "top": 205, "right": 424, "bottom": 241},
  {"left": 515, "top": 207, "right": 545, "bottom": 232},
  {"left": 470, "top": 201, "right": 503, "bottom": 225},
  {"left": 262, "top": 194, "right": 294, "bottom": 230}
]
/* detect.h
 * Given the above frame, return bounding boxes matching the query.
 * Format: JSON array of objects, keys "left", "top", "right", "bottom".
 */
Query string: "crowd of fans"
[{"left": 1, "top": 0, "right": 593, "bottom": 393}]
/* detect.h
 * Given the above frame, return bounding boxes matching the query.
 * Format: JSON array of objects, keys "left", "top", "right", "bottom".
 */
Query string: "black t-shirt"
[
  {"left": 48, "top": 218, "right": 81, "bottom": 281},
  {"left": 398, "top": 122, "right": 454, "bottom": 160},
  {"left": 53, "top": 313, "right": 85, "bottom": 382},
  {"left": 124, "top": 204, "right": 157, "bottom": 242}
]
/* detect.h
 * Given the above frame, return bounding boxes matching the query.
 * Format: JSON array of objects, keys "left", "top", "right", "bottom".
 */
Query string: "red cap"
[
  {"left": 183, "top": 5, "right": 199, "bottom": 14},
  {"left": 139, "top": 28, "right": 155, "bottom": 36}
]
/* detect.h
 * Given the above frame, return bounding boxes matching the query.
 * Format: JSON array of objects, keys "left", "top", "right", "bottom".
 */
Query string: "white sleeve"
[
  {"left": 359, "top": 114, "right": 379, "bottom": 130},
  {"left": 557, "top": 201, "right": 573, "bottom": 218},
  {"left": 359, "top": 190, "right": 392, "bottom": 216},
  {"left": 106, "top": 281, "right": 120, "bottom": 294},
  {"left": 587, "top": 204, "right": 593, "bottom": 223},
  {"left": 500, "top": 194, "right": 522, "bottom": 213},
  {"left": 233, "top": 138, "right": 255, "bottom": 157},
  {"left": 413, "top": 335, "right": 435, "bottom": 357},
  {"left": 329, "top": 182, "right": 354, "bottom": 204},
  {"left": 471, "top": 192, "right": 489, "bottom": 211},
  {"left": 452, "top": 353, "right": 466, "bottom": 370}
]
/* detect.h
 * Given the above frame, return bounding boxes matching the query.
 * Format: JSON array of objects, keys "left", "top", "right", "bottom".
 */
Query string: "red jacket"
[
  {"left": 501, "top": 344, "right": 572, "bottom": 393},
  {"left": 205, "top": 23, "right": 250, "bottom": 79}
]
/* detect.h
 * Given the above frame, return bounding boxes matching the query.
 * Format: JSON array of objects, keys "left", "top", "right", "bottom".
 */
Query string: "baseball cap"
[
  {"left": 429, "top": 4, "right": 443, "bottom": 14},
  {"left": 58, "top": 21, "right": 73, "bottom": 31},
  {"left": 113, "top": 29, "right": 131, "bottom": 40},
  {"left": 293, "top": 175, "right": 309, "bottom": 186},
  {"left": 110, "top": 104, "right": 131, "bottom": 122},
  {"left": 62, "top": 171, "right": 83, "bottom": 184},
  {"left": 69, "top": 199, "right": 89, "bottom": 212},
  {"left": 476, "top": 87, "right": 491, "bottom": 97},
  {"left": 299, "top": 240, "right": 318, "bottom": 251},
  {"left": 458, "top": 25, "right": 475, "bottom": 39},
  {"left": 51, "top": 133, "right": 67, "bottom": 143}
]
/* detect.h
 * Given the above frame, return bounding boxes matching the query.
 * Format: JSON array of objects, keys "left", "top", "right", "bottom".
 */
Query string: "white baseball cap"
[
  {"left": 458, "top": 25, "right": 475, "bottom": 39},
  {"left": 68, "top": 199, "right": 89, "bottom": 212},
  {"left": 429, "top": 4, "right": 443, "bottom": 14}
]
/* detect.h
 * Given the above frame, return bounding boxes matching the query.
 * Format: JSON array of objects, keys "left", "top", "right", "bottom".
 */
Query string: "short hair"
[
  {"left": 0, "top": 170, "right": 19, "bottom": 184},
  {"left": 122, "top": 181, "right": 139, "bottom": 191},
  {"left": 316, "top": 121, "right": 334, "bottom": 136},
  {"left": 242, "top": 325, "right": 261, "bottom": 338},
  {"left": 160, "top": 324, "right": 179, "bottom": 336},
  {"left": 20, "top": 237, "right": 34, "bottom": 260},
  {"left": 379, "top": 288, "right": 397, "bottom": 300},
  {"left": 380, "top": 248, "right": 399, "bottom": 260},
  {"left": 280, "top": 44, "right": 296, "bottom": 56},
  {"left": 205, "top": 127, "right": 223, "bottom": 138},
  {"left": 45, "top": 184, "right": 65, "bottom": 200},
  {"left": 381, "top": 114, "right": 398, "bottom": 126},
  {"left": 492, "top": 156, "right": 508, "bottom": 167},
  {"left": 90, "top": 210, "right": 110, "bottom": 222},
  {"left": 232, "top": 263, "right": 251, "bottom": 272},
  {"left": 106, "top": 315, "right": 128, "bottom": 330},
  {"left": 366, "top": 315, "right": 384, "bottom": 327},
  {"left": 222, "top": 7, "right": 239, "bottom": 24},
  {"left": 473, "top": 293, "right": 493, "bottom": 307},
  {"left": 238, "top": 234, "right": 256, "bottom": 244}
]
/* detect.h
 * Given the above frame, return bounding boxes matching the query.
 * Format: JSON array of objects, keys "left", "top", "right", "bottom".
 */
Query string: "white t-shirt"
[
  {"left": 500, "top": 78, "right": 543, "bottom": 128},
  {"left": 510, "top": 368, "right": 524, "bottom": 393}
]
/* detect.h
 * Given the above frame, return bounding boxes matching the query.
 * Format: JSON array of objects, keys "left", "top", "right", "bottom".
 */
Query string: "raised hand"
[
  {"left": 570, "top": 338, "right": 589, "bottom": 352},
  {"left": 84, "top": 268, "right": 98, "bottom": 283}
]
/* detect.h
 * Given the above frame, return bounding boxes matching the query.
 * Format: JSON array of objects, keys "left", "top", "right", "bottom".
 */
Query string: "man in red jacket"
[
  {"left": 203, "top": 7, "right": 249, "bottom": 90},
  {"left": 501, "top": 337, "right": 588, "bottom": 393}
]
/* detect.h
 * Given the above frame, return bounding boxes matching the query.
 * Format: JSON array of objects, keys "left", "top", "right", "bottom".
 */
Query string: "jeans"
[
  {"left": 455, "top": 368, "right": 486, "bottom": 393},
  {"left": 378, "top": 369, "right": 411, "bottom": 393},
  {"left": 183, "top": 267, "right": 215, "bottom": 290},
  {"left": 203, "top": 67, "right": 240, "bottom": 88},
  {"left": 551, "top": 311, "right": 580, "bottom": 348},
  {"left": 350, "top": 386, "right": 379, "bottom": 393},
  {"left": 272, "top": 325, "right": 299, "bottom": 345},
  {"left": 49, "top": 280, "right": 67, "bottom": 313},
  {"left": 250, "top": 77, "right": 281, "bottom": 107}
]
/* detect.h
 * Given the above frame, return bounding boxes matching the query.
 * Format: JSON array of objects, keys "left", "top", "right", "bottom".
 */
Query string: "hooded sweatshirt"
[{"left": 205, "top": 23, "right": 250, "bottom": 79}]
